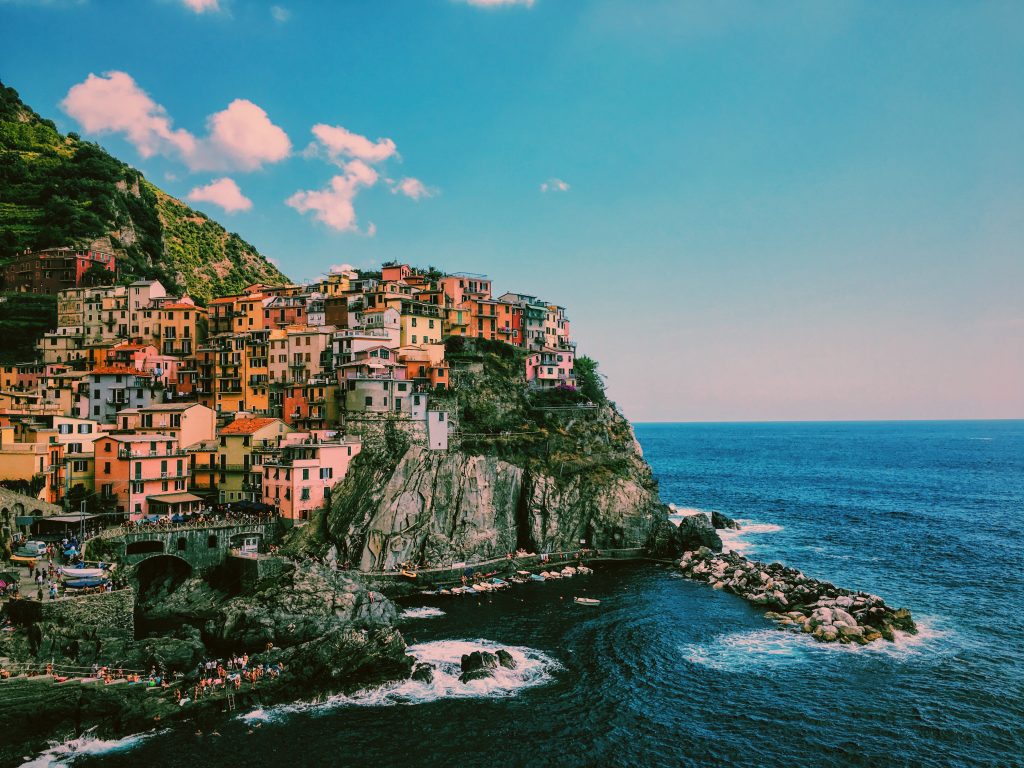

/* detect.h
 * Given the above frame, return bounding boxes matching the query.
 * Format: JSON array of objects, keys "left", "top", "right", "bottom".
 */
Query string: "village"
[{"left": 0, "top": 250, "right": 577, "bottom": 539}]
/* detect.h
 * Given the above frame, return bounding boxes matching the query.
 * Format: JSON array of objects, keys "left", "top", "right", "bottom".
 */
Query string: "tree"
[
  {"left": 575, "top": 356, "right": 607, "bottom": 404},
  {"left": 79, "top": 263, "right": 115, "bottom": 287}
]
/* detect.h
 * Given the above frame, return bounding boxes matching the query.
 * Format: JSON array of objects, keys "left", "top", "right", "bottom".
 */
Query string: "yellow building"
[
  {"left": 159, "top": 299, "right": 207, "bottom": 357},
  {"left": 398, "top": 301, "right": 443, "bottom": 347},
  {"left": 215, "top": 417, "right": 292, "bottom": 503}
]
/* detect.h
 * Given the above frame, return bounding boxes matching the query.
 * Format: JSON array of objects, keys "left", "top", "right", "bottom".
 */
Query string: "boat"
[
  {"left": 463, "top": 587, "right": 478, "bottom": 594},
  {"left": 516, "top": 570, "right": 531, "bottom": 576},
  {"left": 60, "top": 567, "right": 106, "bottom": 579},
  {"left": 400, "top": 570, "right": 417, "bottom": 579},
  {"left": 439, "top": 589, "right": 452, "bottom": 595},
  {"left": 529, "top": 574, "right": 546, "bottom": 582},
  {"left": 489, "top": 578, "right": 509, "bottom": 589},
  {"left": 573, "top": 597, "right": 601, "bottom": 606},
  {"left": 561, "top": 567, "right": 576, "bottom": 577},
  {"left": 577, "top": 566, "right": 593, "bottom": 575},
  {"left": 9, "top": 554, "right": 36, "bottom": 564},
  {"left": 65, "top": 577, "right": 105, "bottom": 589},
  {"left": 545, "top": 571, "right": 562, "bottom": 579}
]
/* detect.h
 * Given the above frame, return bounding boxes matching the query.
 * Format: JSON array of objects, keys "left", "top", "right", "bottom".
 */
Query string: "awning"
[
  {"left": 147, "top": 492, "right": 203, "bottom": 504},
  {"left": 39, "top": 514, "right": 101, "bottom": 524}
]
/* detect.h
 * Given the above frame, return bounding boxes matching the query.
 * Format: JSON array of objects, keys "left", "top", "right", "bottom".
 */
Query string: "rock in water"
[
  {"left": 496, "top": 649, "right": 517, "bottom": 669},
  {"left": 459, "top": 650, "right": 499, "bottom": 683},
  {"left": 674, "top": 514, "right": 723, "bottom": 553},
  {"left": 411, "top": 662, "right": 435, "bottom": 684},
  {"left": 711, "top": 511, "right": 740, "bottom": 530}
]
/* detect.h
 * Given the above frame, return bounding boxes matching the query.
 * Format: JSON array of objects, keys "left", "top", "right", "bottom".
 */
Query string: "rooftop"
[{"left": 220, "top": 417, "right": 282, "bottom": 435}]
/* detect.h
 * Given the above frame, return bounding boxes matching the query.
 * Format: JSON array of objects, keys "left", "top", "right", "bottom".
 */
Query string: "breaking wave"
[
  {"left": 237, "top": 639, "right": 561, "bottom": 723},
  {"left": 20, "top": 728, "right": 165, "bottom": 767},
  {"left": 718, "top": 519, "right": 784, "bottom": 555},
  {"left": 400, "top": 606, "right": 447, "bottom": 620},
  {"left": 680, "top": 619, "right": 949, "bottom": 672}
]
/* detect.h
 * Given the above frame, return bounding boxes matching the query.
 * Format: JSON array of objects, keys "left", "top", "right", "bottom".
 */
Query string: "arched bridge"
[{"left": 87, "top": 520, "right": 278, "bottom": 571}]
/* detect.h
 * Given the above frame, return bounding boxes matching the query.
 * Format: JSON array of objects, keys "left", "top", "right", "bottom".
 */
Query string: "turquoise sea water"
[{"left": 42, "top": 421, "right": 1024, "bottom": 768}]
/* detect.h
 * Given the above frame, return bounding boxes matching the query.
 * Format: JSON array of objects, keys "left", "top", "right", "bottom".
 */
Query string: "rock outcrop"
[
  {"left": 323, "top": 414, "right": 666, "bottom": 572},
  {"left": 678, "top": 547, "right": 917, "bottom": 644}
]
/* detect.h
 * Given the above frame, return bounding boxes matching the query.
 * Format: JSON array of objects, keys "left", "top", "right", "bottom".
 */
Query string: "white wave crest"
[
  {"left": 400, "top": 606, "right": 446, "bottom": 620},
  {"left": 718, "top": 519, "right": 783, "bottom": 555},
  {"left": 20, "top": 728, "right": 165, "bottom": 767},
  {"left": 681, "top": 619, "right": 950, "bottom": 671},
  {"left": 237, "top": 638, "right": 561, "bottom": 723}
]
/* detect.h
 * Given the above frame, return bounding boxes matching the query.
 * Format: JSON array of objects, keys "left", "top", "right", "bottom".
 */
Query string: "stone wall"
[
  {"left": 226, "top": 553, "right": 290, "bottom": 593},
  {"left": 6, "top": 588, "right": 135, "bottom": 637}
]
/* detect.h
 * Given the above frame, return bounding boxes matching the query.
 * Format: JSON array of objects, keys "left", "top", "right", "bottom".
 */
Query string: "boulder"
[
  {"left": 459, "top": 650, "right": 499, "bottom": 683},
  {"left": 711, "top": 511, "right": 740, "bottom": 530},
  {"left": 411, "top": 662, "right": 435, "bottom": 684},
  {"left": 496, "top": 649, "right": 517, "bottom": 670}
]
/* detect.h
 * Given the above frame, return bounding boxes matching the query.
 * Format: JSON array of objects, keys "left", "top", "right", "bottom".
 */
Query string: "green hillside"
[{"left": 0, "top": 81, "right": 289, "bottom": 303}]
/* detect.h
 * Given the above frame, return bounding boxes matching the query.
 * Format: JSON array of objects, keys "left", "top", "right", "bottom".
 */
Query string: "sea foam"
[
  {"left": 20, "top": 728, "right": 165, "bottom": 767},
  {"left": 237, "top": 638, "right": 561, "bottom": 722},
  {"left": 718, "top": 519, "right": 783, "bottom": 555},
  {"left": 681, "top": 618, "right": 950, "bottom": 672},
  {"left": 400, "top": 606, "right": 446, "bottom": 620}
]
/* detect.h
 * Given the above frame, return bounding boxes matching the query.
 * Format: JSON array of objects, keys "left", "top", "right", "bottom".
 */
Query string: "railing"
[{"left": 95, "top": 517, "right": 272, "bottom": 540}]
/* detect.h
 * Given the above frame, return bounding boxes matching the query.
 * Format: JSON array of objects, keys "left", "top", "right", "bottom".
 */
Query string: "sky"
[{"left": 1, "top": 0, "right": 1022, "bottom": 422}]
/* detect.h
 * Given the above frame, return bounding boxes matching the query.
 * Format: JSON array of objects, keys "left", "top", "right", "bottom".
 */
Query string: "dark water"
[{"left": 47, "top": 421, "right": 1024, "bottom": 768}]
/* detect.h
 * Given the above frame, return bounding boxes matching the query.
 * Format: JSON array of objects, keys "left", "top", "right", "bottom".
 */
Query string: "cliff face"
[{"left": 316, "top": 343, "right": 668, "bottom": 571}]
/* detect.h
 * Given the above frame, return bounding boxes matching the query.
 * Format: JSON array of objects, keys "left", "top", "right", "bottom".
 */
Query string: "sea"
[{"left": 28, "top": 421, "right": 1024, "bottom": 768}]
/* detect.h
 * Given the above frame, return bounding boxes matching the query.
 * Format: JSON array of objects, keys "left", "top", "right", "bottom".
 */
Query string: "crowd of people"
[{"left": 180, "top": 654, "right": 285, "bottom": 703}]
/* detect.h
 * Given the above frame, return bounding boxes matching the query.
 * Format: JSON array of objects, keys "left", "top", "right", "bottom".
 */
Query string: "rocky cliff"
[{"left": 299, "top": 340, "right": 671, "bottom": 571}]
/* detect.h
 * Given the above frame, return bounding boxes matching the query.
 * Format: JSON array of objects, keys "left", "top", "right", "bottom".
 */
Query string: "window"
[
  {"left": 207, "top": 535, "right": 218, "bottom": 549},
  {"left": 365, "top": 396, "right": 372, "bottom": 406},
  {"left": 103, "top": 461, "right": 111, "bottom": 474},
  {"left": 302, "top": 468, "right": 310, "bottom": 480},
  {"left": 300, "top": 488, "right": 310, "bottom": 501},
  {"left": 320, "top": 467, "right": 333, "bottom": 480},
  {"left": 78, "top": 423, "right": 92, "bottom": 434},
  {"left": 177, "top": 537, "right": 187, "bottom": 552}
]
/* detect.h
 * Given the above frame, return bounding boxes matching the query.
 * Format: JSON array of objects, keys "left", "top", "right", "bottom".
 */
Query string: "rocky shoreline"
[{"left": 678, "top": 545, "right": 917, "bottom": 644}]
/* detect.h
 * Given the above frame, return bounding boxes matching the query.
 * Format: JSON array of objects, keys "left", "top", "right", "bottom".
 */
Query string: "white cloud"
[
  {"left": 455, "top": 0, "right": 535, "bottom": 7},
  {"left": 181, "top": 0, "right": 219, "bottom": 13},
  {"left": 187, "top": 177, "right": 253, "bottom": 213},
  {"left": 270, "top": 4, "right": 289, "bottom": 22},
  {"left": 540, "top": 177, "right": 570, "bottom": 193},
  {"left": 308, "top": 123, "right": 397, "bottom": 165},
  {"left": 286, "top": 160, "right": 378, "bottom": 233},
  {"left": 61, "top": 71, "right": 291, "bottom": 172},
  {"left": 389, "top": 177, "right": 437, "bottom": 200}
]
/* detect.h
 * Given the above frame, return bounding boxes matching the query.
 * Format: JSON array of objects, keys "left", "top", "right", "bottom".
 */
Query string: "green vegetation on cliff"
[
  {"left": 0, "top": 81, "right": 288, "bottom": 302},
  {"left": 0, "top": 293, "right": 56, "bottom": 363}
]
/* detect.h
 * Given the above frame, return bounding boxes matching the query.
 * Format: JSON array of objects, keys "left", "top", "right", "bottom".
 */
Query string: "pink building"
[
  {"left": 94, "top": 433, "right": 197, "bottom": 520},
  {"left": 262, "top": 430, "right": 361, "bottom": 523}
]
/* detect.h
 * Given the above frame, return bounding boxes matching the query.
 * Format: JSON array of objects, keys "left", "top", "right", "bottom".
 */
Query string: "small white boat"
[
  {"left": 545, "top": 571, "right": 562, "bottom": 579},
  {"left": 574, "top": 597, "right": 601, "bottom": 606},
  {"left": 577, "top": 566, "right": 593, "bottom": 575},
  {"left": 561, "top": 567, "right": 576, "bottom": 577},
  {"left": 61, "top": 567, "right": 106, "bottom": 579},
  {"left": 517, "top": 570, "right": 531, "bottom": 576}
]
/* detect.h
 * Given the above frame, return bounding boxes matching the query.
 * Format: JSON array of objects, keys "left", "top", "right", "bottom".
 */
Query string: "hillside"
[{"left": 0, "top": 81, "right": 288, "bottom": 303}]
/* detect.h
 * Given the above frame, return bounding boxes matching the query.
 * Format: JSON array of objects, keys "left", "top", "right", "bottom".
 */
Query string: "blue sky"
[{"left": 2, "top": 0, "right": 1022, "bottom": 421}]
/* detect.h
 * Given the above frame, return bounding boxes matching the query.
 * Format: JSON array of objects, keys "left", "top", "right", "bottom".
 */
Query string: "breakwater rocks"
[{"left": 679, "top": 547, "right": 917, "bottom": 644}]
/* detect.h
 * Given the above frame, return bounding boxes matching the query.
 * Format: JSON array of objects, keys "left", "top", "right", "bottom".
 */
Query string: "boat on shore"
[{"left": 60, "top": 567, "right": 106, "bottom": 579}]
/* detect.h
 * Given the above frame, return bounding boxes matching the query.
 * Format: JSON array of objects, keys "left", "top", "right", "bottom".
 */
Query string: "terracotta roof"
[
  {"left": 88, "top": 366, "right": 152, "bottom": 377},
  {"left": 163, "top": 303, "right": 203, "bottom": 310},
  {"left": 220, "top": 417, "right": 281, "bottom": 435},
  {"left": 209, "top": 296, "right": 239, "bottom": 305}
]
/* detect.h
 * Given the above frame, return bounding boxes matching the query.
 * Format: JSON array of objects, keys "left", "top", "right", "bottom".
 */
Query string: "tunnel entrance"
[
  {"left": 126, "top": 540, "right": 165, "bottom": 556},
  {"left": 135, "top": 554, "right": 193, "bottom": 607}
]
